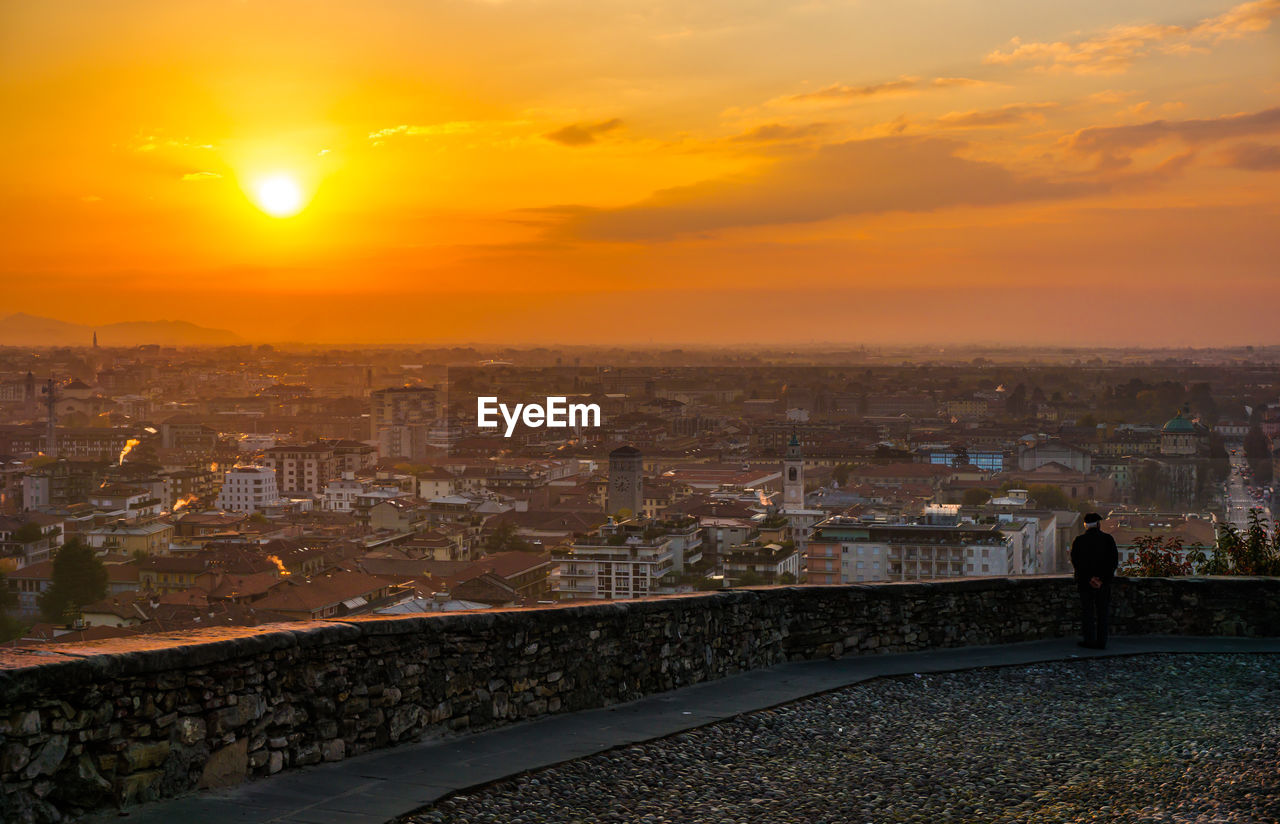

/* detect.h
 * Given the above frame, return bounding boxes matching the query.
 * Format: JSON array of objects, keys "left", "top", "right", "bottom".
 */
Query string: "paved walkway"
[{"left": 97, "top": 635, "right": 1280, "bottom": 824}]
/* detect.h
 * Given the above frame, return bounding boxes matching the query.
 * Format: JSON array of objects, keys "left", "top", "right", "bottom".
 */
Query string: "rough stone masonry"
[{"left": 1, "top": 576, "right": 1278, "bottom": 823}]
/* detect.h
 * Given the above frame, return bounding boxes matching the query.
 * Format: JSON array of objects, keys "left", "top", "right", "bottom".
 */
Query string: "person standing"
[{"left": 1070, "top": 512, "right": 1118, "bottom": 649}]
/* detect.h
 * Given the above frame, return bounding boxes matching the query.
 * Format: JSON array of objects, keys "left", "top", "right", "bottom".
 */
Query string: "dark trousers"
[{"left": 1079, "top": 584, "right": 1111, "bottom": 647}]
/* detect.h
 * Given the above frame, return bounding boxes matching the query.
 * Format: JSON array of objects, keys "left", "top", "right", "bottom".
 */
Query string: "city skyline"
[{"left": 2, "top": 0, "right": 1278, "bottom": 345}]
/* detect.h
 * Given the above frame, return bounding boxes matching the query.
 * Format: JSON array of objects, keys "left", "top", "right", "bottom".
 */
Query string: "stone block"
[
  {"left": 198, "top": 738, "right": 247, "bottom": 789},
  {"left": 23, "top": 735, "right": 68, "bottom": 779},
  {"left": 121, "top": 740, "right": 170, "bottom": 772},
  {"left": 172, "top": 716, "right": 206, "bottom": 746}
]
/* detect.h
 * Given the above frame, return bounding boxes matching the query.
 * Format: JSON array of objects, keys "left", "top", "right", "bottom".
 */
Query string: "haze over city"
[{"left": 3, "top": 0, "right": 1278, "bottom": 345}]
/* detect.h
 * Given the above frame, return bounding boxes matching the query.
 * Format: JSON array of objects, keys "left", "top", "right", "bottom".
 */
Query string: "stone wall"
[{"left": 2, "top": 575, "right": 1278, "bottom": 822}]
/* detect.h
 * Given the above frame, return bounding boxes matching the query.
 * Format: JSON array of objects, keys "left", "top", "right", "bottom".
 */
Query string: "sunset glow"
[
  {"left": 252, "top": 175, "right": 305, "bottom": 218},
  {"left": 1, "top": 0, "right": 1277, "bottom": 345}
]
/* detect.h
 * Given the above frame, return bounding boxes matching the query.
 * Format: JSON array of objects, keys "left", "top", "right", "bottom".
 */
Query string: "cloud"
[
  {"left": 728, "top": 122, "right": 833, "bottom": 143},
  {"left": 935, "top": 103, "right": 1057, "bottom": 129},
  {"left": 1069, "top": 106, "right": 1280, "bottom": 156},
  {"left": 985, "top": 0, "right": 1280, "bottom": 74},
  {"left": 1221, "top": 141, "right": 1280, "bottom": 171},
  {"left": 930, "top": 77, "right": 990, "bottom": 88},
  {"left": 544, "top": 119, "right": 624, "bottom": 146},
  {"left": 366, "top": 121, "right": 532, "bottom": 146},
  {"left": 787, "top": 77, "right": 919, "bottom": 103},
  {"left": 559, "top": 136, "right": 1094, "bottom": 241},
  {"left": 181, "top": 171, "right": 222, "bottom": 181},
  {"left": 778, "top": 76, "right": 995, "bottom": 107}
]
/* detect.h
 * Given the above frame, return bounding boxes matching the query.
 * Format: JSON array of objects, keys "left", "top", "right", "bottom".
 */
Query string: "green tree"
[
  {"left": 1026, "top": 484, "right": 1071, "bottom": 510},
  {"left": 1120, "top": 535, "right": 1195, "bottom": 577},
  {"left": 1243, "top": 426, "right": 1273, "bottom": 485},
  {"left": 483, "top": 522, "right": 533, "bottom": 554},
  {"left": 38, "top": 539, "right": 108, "bottom": 623},
  {"left": 1205, "top": 512, "right": 1280, "bottom": 576},
  {"left": 962, "top": 488, "right": 992, "bottom": 506},
  {"left": 0, "top": 570, "right": 24, "bottom": 642},
  {"left": 12, "top": 522, "right": 44, "bottom": 544}
]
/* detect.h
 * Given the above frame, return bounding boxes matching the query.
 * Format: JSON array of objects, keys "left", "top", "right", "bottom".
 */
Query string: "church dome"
[{"left": 1162, "top": 410, "right": 1196, "bottom": 433}]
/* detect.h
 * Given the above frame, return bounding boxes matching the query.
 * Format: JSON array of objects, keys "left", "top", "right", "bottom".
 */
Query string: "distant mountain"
[{"left": 0, "top": 313, "right": 241, "bottom": 347}]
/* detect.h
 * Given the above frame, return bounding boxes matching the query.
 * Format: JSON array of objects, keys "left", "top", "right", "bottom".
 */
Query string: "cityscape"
[
  {"left": 2, "top": 0, "right": 1279, "bottom": 822},
  {"left": 2, "top": 349, "right": 1278, "bottom": 637}
]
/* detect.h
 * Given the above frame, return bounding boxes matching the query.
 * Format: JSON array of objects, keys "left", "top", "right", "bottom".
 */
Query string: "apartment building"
[{"left": 806, "top": 516, "right": 1012, "bottom": 584}]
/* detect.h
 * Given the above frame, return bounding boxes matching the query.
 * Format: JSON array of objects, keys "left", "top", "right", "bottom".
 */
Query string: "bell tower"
[
  {"left": 607, "top": 445, "right": 643, "bottom": 518},
  {"left": 783, "top": 430, "right": 804, "bottom": 508}
]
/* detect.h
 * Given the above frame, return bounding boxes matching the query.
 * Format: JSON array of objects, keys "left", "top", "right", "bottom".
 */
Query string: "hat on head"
[{"left": 1083, "top": 512, "right": 1103, "bottom": 525}]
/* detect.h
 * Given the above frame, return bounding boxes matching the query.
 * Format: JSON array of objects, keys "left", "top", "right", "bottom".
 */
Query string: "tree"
[
  {"left": 1120, "top": 535, "right": 1195, "bottom": 577},
  {"left": 11, "top": 522, "right": 44, "bottom": 544},
  {"left": 38, "top": 539, "right": 108, "bottom": 623},
  {"left": 0, "top": 570, "right": 24, "bottom": 642},
  {"left": 1006, "top": 384, "right": 1027, "bottom": 419},
  {"left": 1026, "top": 484, "right": 1071, "bottom": 510},
  {"left": 962, "top": 488, "right": 992, "bottom": 506},
  {"left": 1204, "top": 512, "right": 1280, "bottom": 576},
  {"left": 483, "top": 522, "right": 533, "bottom": 555},
  {"left": 1243, "top": 425, "right": 1273, "bottom": 486}
]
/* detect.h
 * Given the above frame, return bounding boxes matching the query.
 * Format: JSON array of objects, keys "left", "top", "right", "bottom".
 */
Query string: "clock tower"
[
  {"left": 783, "top": 431, "right": 804, "bottom": 508},
  {"left": 608, "top": 445, "right": 643, "bottom": 518}
]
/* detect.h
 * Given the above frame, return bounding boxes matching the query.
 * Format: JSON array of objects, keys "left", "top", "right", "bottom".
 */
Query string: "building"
[
  {"left": 159, "top": 419, "right": 220, "bottom": 451},
  {"left": 370, "top": 386, "right": 437, "bottom": 460},
  {"left": 84, "top": 520, "right": 174, "bottom": 556},
  {"left": 416, "top": 467, "right": 457, "bottom": 500},
  {"left": 805, "top": 517, "right": 1012, "bottom": 584},
  {"left": 326, "top": 439, "right": 378, "bottom": 474},
  {"left": 248, "top": 570, "right": 409, "bottom": 620},
  {"left": 215, "top": 465, "right": 281, "bottom": 514},
  {"left": 722, "top": 541, "right": 801, "bottom": 584},
  {"left": 1017, "top": 440, "right": 1092, "bottom": 474},
  {"left": 923, "top": 447, "right": 1004, "bottom": 472},
  {"left": 607, "top": 445, "right": 643, "bottom": 517},
  {"left": 782, "top": 432, "right": 804, "bottom": 508},
  {"left": 262, "top": 443, "right": 335, "bottom": 494},
  {"left": 20, "top": 459, "right": 110, "bottom": 509},
  {"left": 778, "top": 434, "right": 823, "bottom": 555},
  {"left": 88, "top": 485, "right": 162, "bottom": 522},
  {"left": 1160, "top": 409, "right": 1209, "bottom": 457},
  {"left": 550, "top": 522, "right": 673, "bottom": 601},
  {"left": 139, "top": 555, "right": 212, "bottom": 594},
  {"left": 367, "top": 499, "right": 429, "bottom": 534},
  {"left": 0, "top": 512, "right": 65, "bottom": 569},
  {"left": 323, "top": 473, "right": 368, "bottom": 513}
]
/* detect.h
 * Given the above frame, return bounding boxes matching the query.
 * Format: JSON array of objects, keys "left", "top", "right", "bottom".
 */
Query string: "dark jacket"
[{"left": 1071, "top": 527, "right": 1119, "bottom": 586}]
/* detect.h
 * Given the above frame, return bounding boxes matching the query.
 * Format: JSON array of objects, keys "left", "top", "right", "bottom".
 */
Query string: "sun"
[{"left": 253, "top": 174, "right": 305, "bottom": 218}]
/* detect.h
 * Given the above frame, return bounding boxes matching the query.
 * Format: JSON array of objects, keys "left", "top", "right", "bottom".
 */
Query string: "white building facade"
[{"left": 215, "top": 465, "right": 281, "bottom": 514}]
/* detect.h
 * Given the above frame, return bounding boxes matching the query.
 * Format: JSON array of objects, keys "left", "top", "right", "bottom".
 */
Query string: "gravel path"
[{"left": 406, "top": 654, "right": 1280, "bottom": 824}]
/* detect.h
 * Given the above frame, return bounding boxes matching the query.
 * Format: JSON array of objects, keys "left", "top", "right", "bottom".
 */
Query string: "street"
[{"left": 1225, "top": 452, "right": 1272, "bottom": 532}]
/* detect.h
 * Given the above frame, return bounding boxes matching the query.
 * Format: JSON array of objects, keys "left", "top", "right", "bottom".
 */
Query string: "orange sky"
[{"left": 1, "top": 0, "right": 1278, "bottom": 346}]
